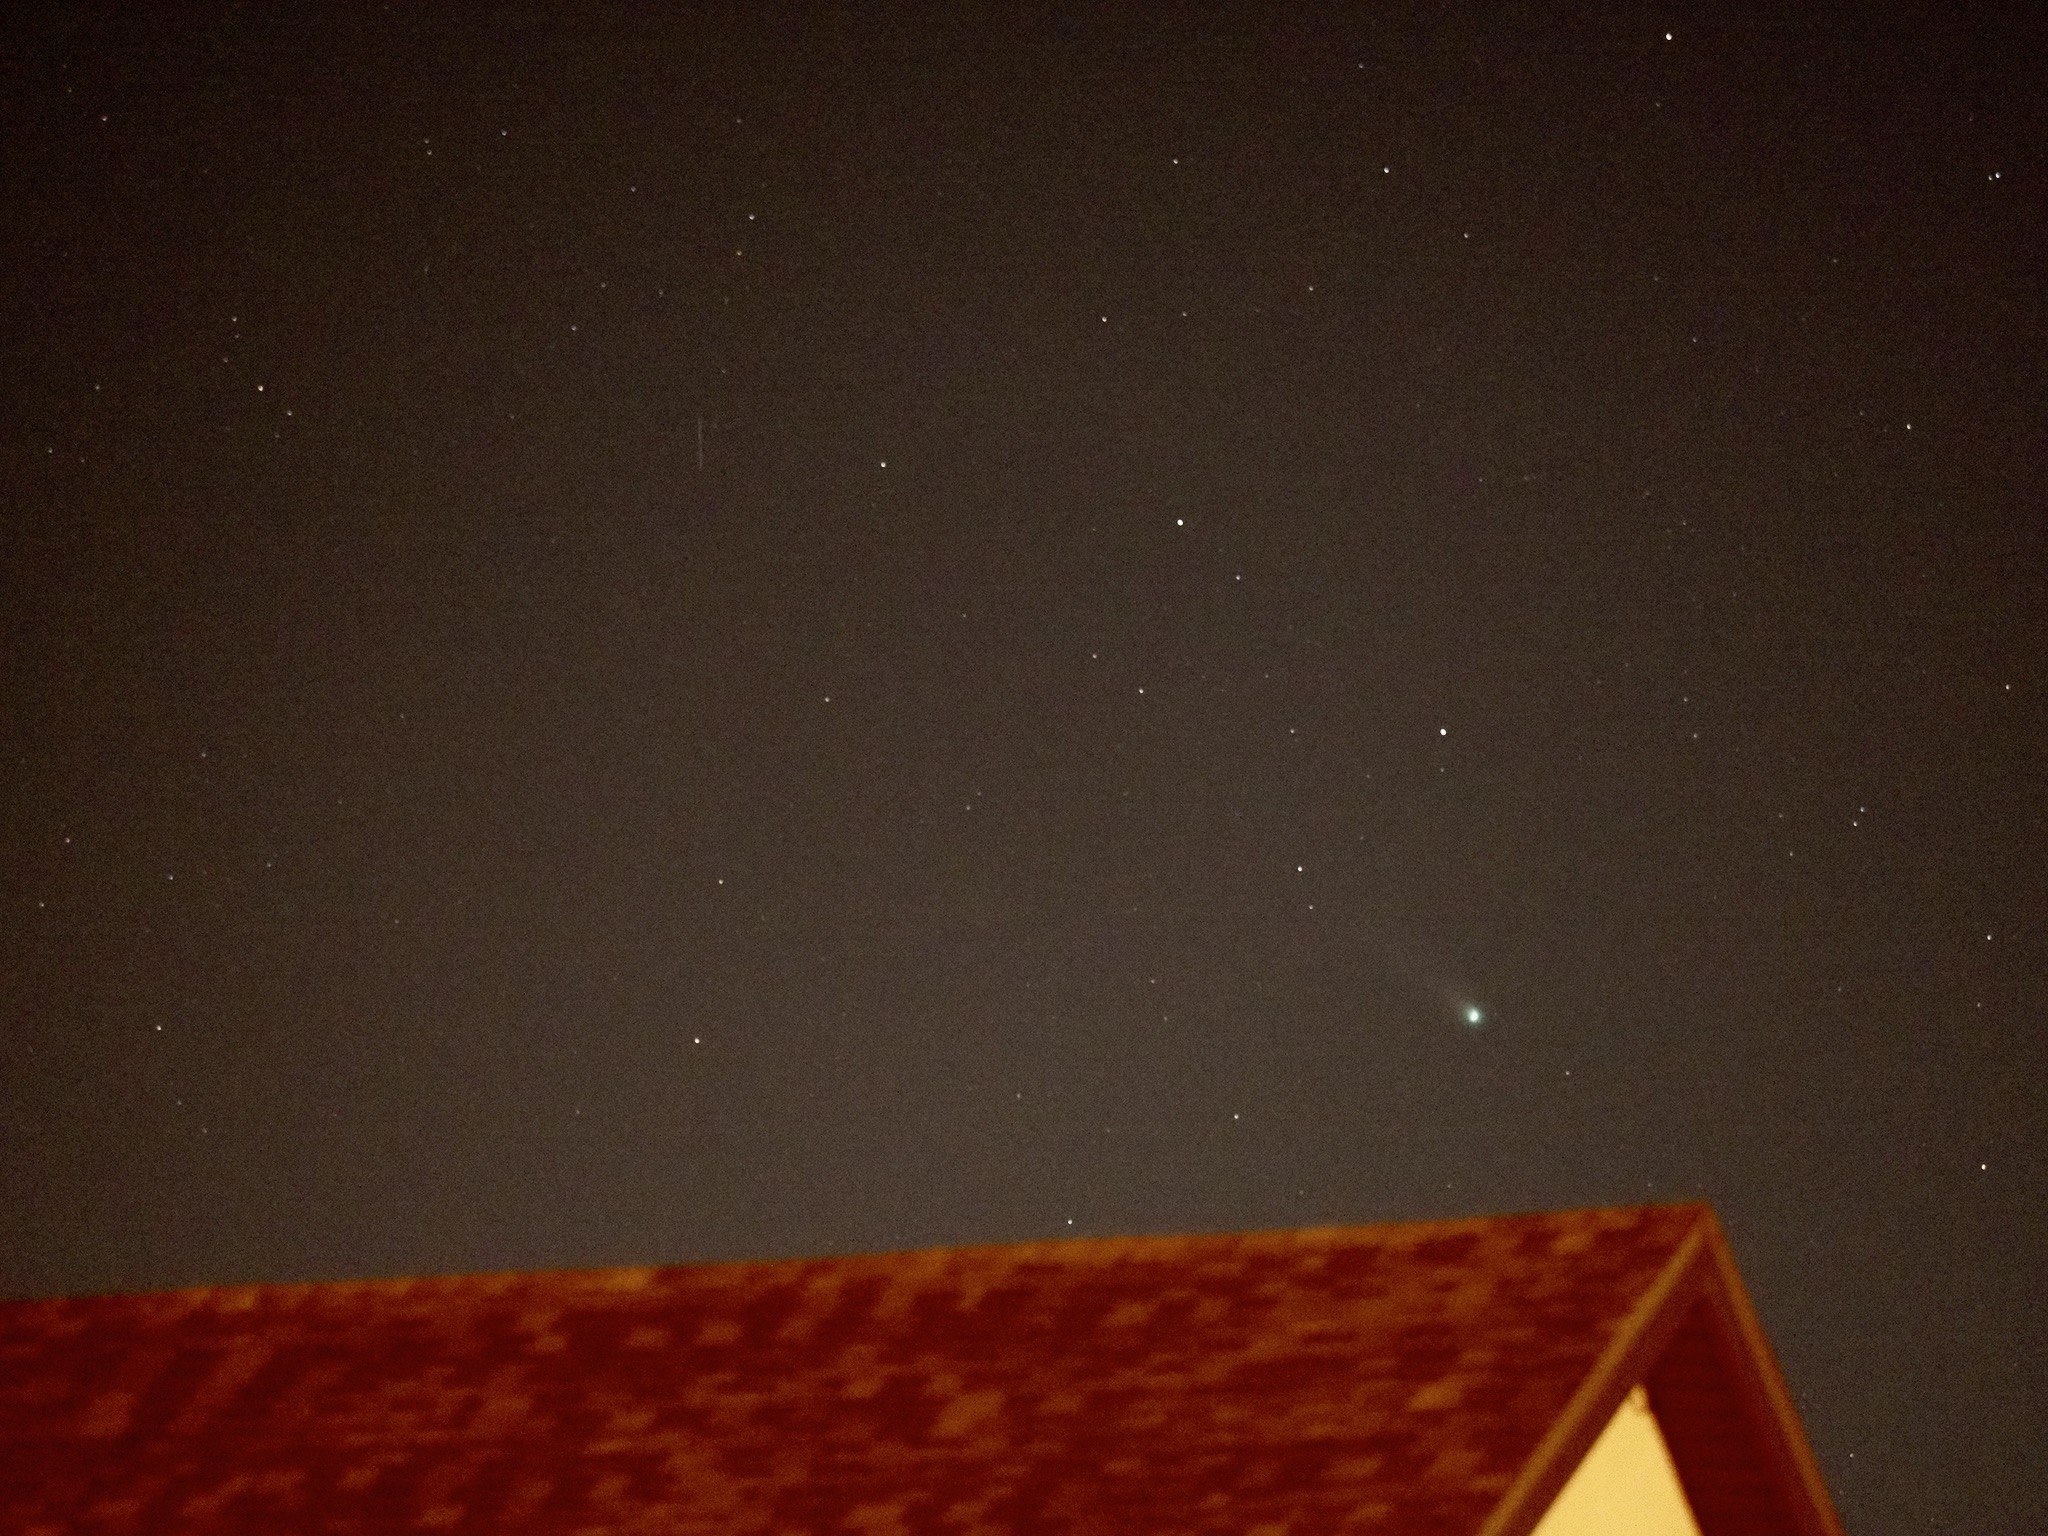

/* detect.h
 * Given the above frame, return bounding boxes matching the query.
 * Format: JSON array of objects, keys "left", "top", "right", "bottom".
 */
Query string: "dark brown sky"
[{"left": 3, "top": 7, "right": 2042, "bottom": 1533}]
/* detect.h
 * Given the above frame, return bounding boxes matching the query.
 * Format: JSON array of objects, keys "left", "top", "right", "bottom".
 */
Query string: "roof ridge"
[{"left": 8, "top": 1201, "right": 1713, "bottom": 1307}]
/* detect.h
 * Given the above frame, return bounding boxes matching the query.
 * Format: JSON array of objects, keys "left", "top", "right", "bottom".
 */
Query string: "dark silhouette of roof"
[{"left": 0, "top": 1203, "right": 1841, "bottom": 1535}]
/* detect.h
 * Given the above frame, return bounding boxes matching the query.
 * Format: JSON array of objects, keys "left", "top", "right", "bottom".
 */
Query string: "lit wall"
[{"left": 1527, "top": 1385, "right": 1703, "bottom": 1536}]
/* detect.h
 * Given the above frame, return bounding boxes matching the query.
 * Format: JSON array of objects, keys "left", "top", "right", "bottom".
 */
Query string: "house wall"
[{"left": 1528, "top": 1386, "right": 1703, "bottom": 1536}]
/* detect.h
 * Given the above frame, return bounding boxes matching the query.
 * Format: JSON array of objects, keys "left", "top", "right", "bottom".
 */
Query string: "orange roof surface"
[{"left": 0, "top": 1204, "right": 1838, "bottom": 1536}]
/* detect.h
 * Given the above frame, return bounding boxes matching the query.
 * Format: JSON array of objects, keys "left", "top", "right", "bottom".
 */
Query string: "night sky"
[{"left": 4, "top": 7, "right": 2043, "bottom": 1532}]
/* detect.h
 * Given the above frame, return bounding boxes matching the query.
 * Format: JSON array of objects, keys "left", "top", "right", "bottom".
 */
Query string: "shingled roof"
[{"left": 0, "top": 1203, "right": 1840, "bottom": 1536}]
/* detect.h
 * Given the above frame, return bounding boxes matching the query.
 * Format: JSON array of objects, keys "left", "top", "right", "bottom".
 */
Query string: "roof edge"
[
  {"left": 1476, "top": 1205, "right": 1845, "bottom": 1536},
  {"left": 6, "top": 1205, "right": 1693, "bottom": 1309},
  {"left": 1690, "top": 1212, "right": 1847, "bottom": 1536},
  {"left": 1475, "top": 1204, "right": 1715, "bottom": 1536}
]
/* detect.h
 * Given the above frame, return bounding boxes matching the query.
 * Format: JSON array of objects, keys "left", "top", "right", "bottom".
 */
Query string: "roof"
[{"left": 0, "top": 1203, "right": 1841, "bottom": 1536}]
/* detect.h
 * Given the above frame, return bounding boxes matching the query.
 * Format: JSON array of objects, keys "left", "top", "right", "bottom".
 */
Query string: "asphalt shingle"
[{"left": 0, "top": 1204, "right": 1710, "bottom": 1534}]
